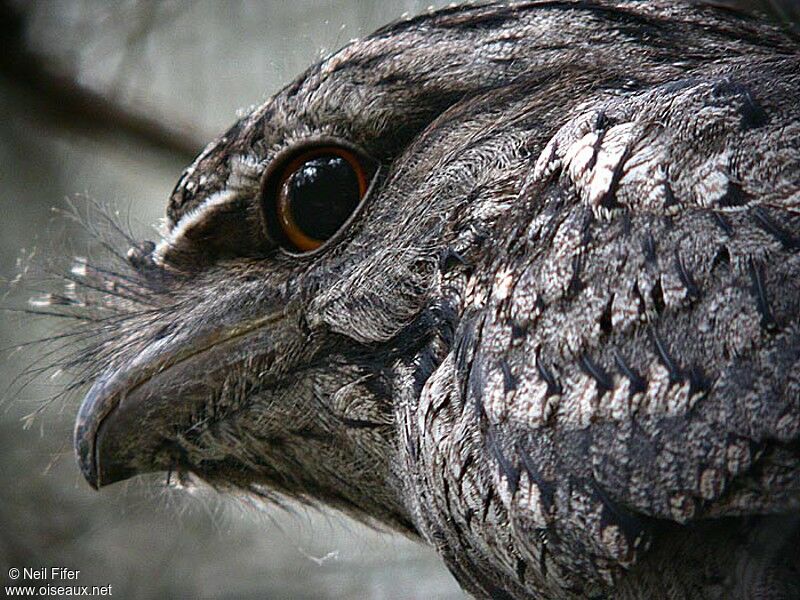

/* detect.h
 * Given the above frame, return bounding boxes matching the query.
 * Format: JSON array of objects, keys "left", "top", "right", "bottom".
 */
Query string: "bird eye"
[{"left": 264, "top": 145, "right": 372, "bottom": 253}]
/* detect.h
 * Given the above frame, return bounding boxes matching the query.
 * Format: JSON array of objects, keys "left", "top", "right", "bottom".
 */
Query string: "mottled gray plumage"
[{"left": 57, "top": 1, "right": 800, "bottom": 598}]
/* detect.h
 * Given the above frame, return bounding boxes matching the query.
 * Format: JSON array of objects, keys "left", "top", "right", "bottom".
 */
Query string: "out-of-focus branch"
[{"left": 0, "top": 1, "right": 204, "bottom": 161}]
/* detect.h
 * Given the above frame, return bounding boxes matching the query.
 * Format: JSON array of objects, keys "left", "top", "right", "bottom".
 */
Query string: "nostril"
[{"left": 126, "top": 240, "right": 157, "bottom": 270}]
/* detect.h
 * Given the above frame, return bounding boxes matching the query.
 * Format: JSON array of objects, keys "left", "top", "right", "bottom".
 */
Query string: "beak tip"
[
  {"left": 82, "top": 468, "right": 100, "bottom": 491},
  {"left": 75, "top": 408, "right": 141, "bottom": 490},
  {"left": 75, "top": 368, "right": 174, "bottom": 490}
]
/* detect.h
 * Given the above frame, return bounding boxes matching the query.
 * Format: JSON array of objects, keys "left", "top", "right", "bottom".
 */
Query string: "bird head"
[
  {"left": 70, "top": 1, "right": 788, "bottom": 539},
  {"left": 72, "top": 4, "right": 552, "bottom": 533}
]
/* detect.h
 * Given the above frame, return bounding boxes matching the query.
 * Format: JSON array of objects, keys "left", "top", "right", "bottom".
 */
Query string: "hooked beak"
[
  {"left": 74, "top": 311, "right": 285, "bottom": 489},
  {"left": 75, "top": 372, "right": 140, "bottom": 489}
]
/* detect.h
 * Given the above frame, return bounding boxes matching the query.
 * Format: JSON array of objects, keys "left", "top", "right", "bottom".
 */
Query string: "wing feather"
[{"left": 425, "top": 59, "right": 800, "bottom": 592}]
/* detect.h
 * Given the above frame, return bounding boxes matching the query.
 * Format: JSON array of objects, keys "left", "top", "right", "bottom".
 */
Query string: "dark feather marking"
[
  {"left": 516, "top": 558, "right": 527, "bottom": 585},
  {"left": 469, "top": 356, "right": 488, "bottom": 419},
  {"left": 457, "top": 453, "right": 475, "bottom": 486},
  {"left": 499, "top": 358, "right": 518, "bottom": 392},
  {"left": 567, "top": 253, "right": 586, "bottom": 297},
  {"left": 413, "top": 343, "right": 443, "bottom": 398},
  {"left": 481, "top": 485, "right": 495, "bottom": 522},
  {"left": 442, "top": 477, "right": 453, "bottom": 515},
  {"left": 621, "top": 211, "right": 633, "bottom": 236},
  {"left": 517, "top": 444, "right": 555, "bottom": 510},
  {"left": 674, "top": 249, "right": 701, "bottom": 300},
  {"left": 464, "top": 507, "right": 475, "bottom": 530},
  {"left": 712, "top": 211, "right": 733, "bottom": 235},
  {"left": 586, "top": 120, "right": 608, "bottom": 172},
  {"left": 536, "top": 138, "right": 560, "bottom": 182},
  {"left": 425, "top": 389, "right": 451, "bottom": 423},
  {"left": 642, "top": 233, "right": 657, "bottom": 263},
  {"left": 598, "top": 143, "right": 631, "bottom": 211},
  {"left": 511, "top": 320, "right": 527, "bottom": 340},
  {"left": 487, "top": 429, "right": 520, "bottom": 495},
  {"left": 710, "top": 246, "right": 731, "bottom": 273},
  {"left": 593, "top": 109, "right": 612, "bottom": 131},
  {"left": 440, "top": 246, "right": 472, "bottom": 271},
  {"left": 663, "top": 177, "right": 678, "bottom": 210},
  {"left": 718, "top": 181, "right": 749, "bottom": 207},
  {"left": 539, "top": 533, "right": 549, "bottom": 579},
  {"left": 748, "top": 258, "right": 778, "bottom": 331},
  {"left": 632, "top": 281, "right": 647, "bottom": 318},
  {"left": 686, "top": 364, "right": 712, "bottom": 399},
  {"left": 579, "top": 354, "right": 614, "bottom": 395},
  {"left": 599, "top": 296, "right": 613, "bottom": 337},
  {"left": 536, "top": 352, "right": 563, "bottom": 397},
  {"left": 456, "top": 316, "right": 487, "bottom": 428},
  {"left": 650, "top": 279, "right": 666, "bottom": 315},
  {"left": 580, "top": 210, "right": 595, "bottom": 247},
  {"left": 612, "top": 350, "right": 648, "bottom": 396},
  {"left": 432, "top": 300, "right": 458, "bottom": 349},
  {"left": 649, "top": 328, "right": 683, "bottom": 383},
  {"left": 591, "top": 481, "right": 649, "bottom": 549},
  {"left": 710, "top": 79, "right": 768, "bottom": 130},
  {"left": 751, "top": 207, "right": 800, "bottom": 251},
  {"left": 455, "top": 317, "right": 477, "bottom": 376}
]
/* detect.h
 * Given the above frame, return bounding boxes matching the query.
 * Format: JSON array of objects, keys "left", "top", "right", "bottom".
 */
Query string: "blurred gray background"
[{"left": 0, "top": 1, "right": 464, "bottom": 598}]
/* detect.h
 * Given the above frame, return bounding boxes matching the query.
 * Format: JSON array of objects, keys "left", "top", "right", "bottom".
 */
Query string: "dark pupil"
[{"left": 286, "top": 155, "right": 361, "bottom": 240}]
